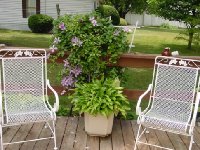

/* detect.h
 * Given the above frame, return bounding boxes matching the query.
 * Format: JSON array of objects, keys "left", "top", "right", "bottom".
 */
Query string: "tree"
[
  {"left": 148, "top": 0, "right": 200, "bottom": 49},
  {"left": 101, "top": 0, "right": 148, "bottom": 18}
]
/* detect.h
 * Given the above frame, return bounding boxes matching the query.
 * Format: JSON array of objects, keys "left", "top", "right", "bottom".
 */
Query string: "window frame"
[{"left": 22, "top": 0, "right": 40, "bottom": 18}]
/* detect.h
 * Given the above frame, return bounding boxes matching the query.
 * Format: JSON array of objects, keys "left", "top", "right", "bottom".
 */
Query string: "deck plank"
[
  {"left": 6, "top": 123, "right": 33, "bottom": 150},
  {"left": 167, "top": 132, "right": 188, "bottom": 150},
  {"left": 121, "top": 120, "right": 135, "bottom": 150},
  {"left": 111, "top": 119, "right": 125, "bottom": 150},
  {"left": 20, "top": 122, "right": 44, "bottom": 150},
  {"left": 60, "top": 117, "right": 78, "bottom": 150},
  {"left": 154, "top": 130, "right": 174, "bottom": 149},
  {"left": 73, "top": 117, "right": 87, "bottom": 150},
  {"left": 86, "top": 135, "right": 99, "bottom": 150},
  {"left": 1, "top": 118, "right": 200, "bottom": 150},
  {"left": 33, "top": 121, "right": 55, "bottom": 150},
  {"left": 100, "top": 135, "right": 112, "bottom": 150},
  {"left": 131, "top": 121, "right": 150, "bottom": 150},
  {"left": 46, "top": 117, "right": 68, "bottom": 150}
]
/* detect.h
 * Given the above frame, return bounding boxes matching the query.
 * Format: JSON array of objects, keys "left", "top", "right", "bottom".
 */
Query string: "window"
[{"left": 22, "top": 0, "right": 40, "bottom": 18}]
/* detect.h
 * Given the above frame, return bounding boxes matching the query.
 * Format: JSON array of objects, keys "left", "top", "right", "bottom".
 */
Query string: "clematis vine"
[
  {"left": 59, "top": 22, "right": 66, "bottom": 30},
  {"left": 53, "top": 37, "right": 61, "bottom": 44},
  {"left": 49, "top": 45, "right": 58, "bottom": 53},
  {"left": 71, "top": 36, "right": 83, "bottom": 47},
  {"left": 89, "top": 17, "right": 97, "bottom": 26}
]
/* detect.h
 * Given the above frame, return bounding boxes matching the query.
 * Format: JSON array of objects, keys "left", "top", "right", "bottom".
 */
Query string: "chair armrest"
[
  {"left": 47, "top": 79, "right": 59, "bottom": 112},
  {"left": 136, "top": 84, "right": 152, "bottom": 115}
]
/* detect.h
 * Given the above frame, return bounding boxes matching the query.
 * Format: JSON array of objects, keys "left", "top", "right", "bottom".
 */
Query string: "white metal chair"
[
  {"left": 0, "top": 49, "right": 59, "bottom": 149},
  {"left": 135, "top": 56, "right": 200, "bottom": 150}
]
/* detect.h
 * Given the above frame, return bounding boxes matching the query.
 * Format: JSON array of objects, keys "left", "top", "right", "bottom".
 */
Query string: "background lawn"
[
  {"left": 0, "top": 29, "right": 50, "bottom": 48},
  {"left": 1, "top": 27, "right": 200, "bottom": 55}
]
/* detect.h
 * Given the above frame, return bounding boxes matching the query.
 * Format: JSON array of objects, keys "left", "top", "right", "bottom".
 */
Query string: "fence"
[
  {"left": 50, "top": 53, "right": 200, "bottom": 101},
  {"left": 125, "top": 12, "right": 186, "bottom": 28}
]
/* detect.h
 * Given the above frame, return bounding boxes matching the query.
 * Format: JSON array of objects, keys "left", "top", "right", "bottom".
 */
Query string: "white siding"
[
  {"left": 0, "top": 0, "right": 97, "bottom": 31},
  {"left": 0, "top": 1, "right": 28, "bottom": 30}
]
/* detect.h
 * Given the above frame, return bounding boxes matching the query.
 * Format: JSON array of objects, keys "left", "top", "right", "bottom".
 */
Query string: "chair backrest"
[
  {"left": 151, "top": 56, "right": 200, "bottom": 123},
  {"left": 0, "top": 49, "right": 47, "bottom": 120}
]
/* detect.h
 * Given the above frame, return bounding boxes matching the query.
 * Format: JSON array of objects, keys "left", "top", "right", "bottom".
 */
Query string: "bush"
[
  {"left": 96, "top": 5, "right": 120, "bottom": 25},
  {"left": 119, "top": 18, "right": 127, "bottom": 26},
  {"left": 28, "top": 14, "right": 54, "bottom": 33}
]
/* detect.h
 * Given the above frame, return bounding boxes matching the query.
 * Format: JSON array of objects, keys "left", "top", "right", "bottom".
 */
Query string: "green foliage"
[
  {"left": 147, "top": 0, "right": 200, "bottom": 49},
  {"left": 119, "top": 18, "right": 128, "bottom": 26},
  {"left": 28, "top": 14, "right": 54, "bottom": 33},
  {"left": 96, "top": 5, "right": 120, "bottom": 25},
  {"left": 102, "top": 0, "right": 148, "bottom": 18},
  {"left": 70, "top": 78, "right": 130, "bottom": 117},
  {"left": 51, "top": 12, "right": 129, "bottom": 89},
  {"left": 160, "top": 23, "right": 177, "bottom": 30}
]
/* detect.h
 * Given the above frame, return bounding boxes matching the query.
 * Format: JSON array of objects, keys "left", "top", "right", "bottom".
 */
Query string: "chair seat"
[
  {"left": 6, "top": 108, "right": 54, "bottom": 124},
  {"left": 140, "top": 109, "right": 189, "bottom": 134}
]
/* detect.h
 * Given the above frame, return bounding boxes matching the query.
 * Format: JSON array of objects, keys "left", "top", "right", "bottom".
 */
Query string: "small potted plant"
[{"left": 70, "top": 78, "right": 130, "bottom": 136}]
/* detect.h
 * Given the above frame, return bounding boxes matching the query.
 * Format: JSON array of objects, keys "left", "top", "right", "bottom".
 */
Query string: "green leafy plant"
[
  {"left": 96, "top": 5, "right": 120, "bottom": 25},
  {"left": 119, "top": 18, "right": 128, "bottom": 26},
  {"left": 50, "top": 12, "right": 129, "bottom": 91},
  {"left": 28, "top": 14, "right": 54, "bottom": 33},
  {"left": 70, "top": 78, "right": 130, "bottom": 117}
]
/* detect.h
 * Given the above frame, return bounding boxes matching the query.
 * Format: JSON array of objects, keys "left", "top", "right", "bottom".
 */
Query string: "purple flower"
[
  {"left": 49, "top": 45, "right": 58, "bottom": 53},
  {"left": 53, "top": 37, "right": 61, "bottom": 44},
  {"left": 61, "top": 75, "right": 74, "bottom": 87},
  {"left": 114, "top": 30, "right": 120, "bottom": 36},
  {"left": 122, "top": 27, "right": 131, "bottom": 33},
  {"left": 70, "top": 66, "right": 82, "bottom": 77},
  {"left": 71, "top": 36, "right": 83, "bottom": 47},
  {"left": 59, "top": 22, "right": 66, "bottom": 30},
  {"left": 89, "top": 17, "right": 97, "bottom": 26},
  {"left": 63, "top": 59, "right": 70, "bottom": 68}
]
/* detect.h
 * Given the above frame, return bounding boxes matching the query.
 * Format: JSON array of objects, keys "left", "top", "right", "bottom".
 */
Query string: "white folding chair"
[
  {"left": 0, "top": 49, "right": 59, "bottom": 149},
  {"left": 135, "top": 56, "right": 200, "bottom": 150}
]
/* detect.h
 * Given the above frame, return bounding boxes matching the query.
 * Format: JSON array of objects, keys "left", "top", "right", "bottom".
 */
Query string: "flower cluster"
[
  {"left": 51, "top": 12, "right": 129, "bottom": 90},
  {"left": 89, "top": 17, "right": 97, "bottom": 26},
  {"left": 61, "top": 59, "right": 82, "bottom": 88},
  {"left": 71, "top": 37, "right": 83, "bottom": 47}
]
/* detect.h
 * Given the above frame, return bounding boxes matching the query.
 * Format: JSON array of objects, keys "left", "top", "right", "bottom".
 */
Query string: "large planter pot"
[{"left": 84, "top": 113, "right": 114, "bottom": 136}]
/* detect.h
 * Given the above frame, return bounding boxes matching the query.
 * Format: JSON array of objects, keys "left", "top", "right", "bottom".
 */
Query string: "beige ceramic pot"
[{"left": 84, "top": 113, "right": 114, "bottom": 137}]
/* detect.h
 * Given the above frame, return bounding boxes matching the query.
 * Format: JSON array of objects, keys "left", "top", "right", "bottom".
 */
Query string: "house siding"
[{"left": 0, "top": 0, "right": 98, "bottom": 31}]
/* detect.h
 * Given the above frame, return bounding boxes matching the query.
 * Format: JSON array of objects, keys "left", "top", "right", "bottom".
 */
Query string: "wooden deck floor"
[{"left": 2, "top": 117, "right": 200, "bottom": 150}]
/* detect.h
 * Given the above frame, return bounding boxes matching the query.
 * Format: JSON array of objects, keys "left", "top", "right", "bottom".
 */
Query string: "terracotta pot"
[{"left": 84, "top": 113, "right": 114, "bottom": 137}]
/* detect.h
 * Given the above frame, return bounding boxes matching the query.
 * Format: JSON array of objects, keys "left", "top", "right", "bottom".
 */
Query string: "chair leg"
[
  {"left": 52, "top": 120, "right": 57, "bottom": 150},
  {"left": 0, "top": 124, "right": 3, "bottom": 150},
  {"left": 189, "top": 134, "right": 193, "bottom": 150},
  {"left": 134, "top": 123, "right": 142, "bottom": 150}
]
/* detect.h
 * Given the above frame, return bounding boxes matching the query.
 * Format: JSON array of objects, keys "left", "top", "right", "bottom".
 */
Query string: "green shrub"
[
  {"left": 160, "top": 23, "right": 177, "bottom": 29},
  {"left": 119, "top": 18, "right": 127, "bottom": 26},
  {"left": 28, "top": 14, "right": 54, "bottom": 33},
  {"left": 96, "top": 5, "right": 120, "bottom": 25}
]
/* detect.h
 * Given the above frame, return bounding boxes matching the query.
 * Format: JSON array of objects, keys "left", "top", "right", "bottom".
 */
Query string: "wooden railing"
[{"left": 50, "top": 53, "right": 200, "bottom": 101}]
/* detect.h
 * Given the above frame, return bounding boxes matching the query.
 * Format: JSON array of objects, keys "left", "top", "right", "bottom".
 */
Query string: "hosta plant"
[{"left": 70, "top": 78, "right": 130, "bottom": 117}]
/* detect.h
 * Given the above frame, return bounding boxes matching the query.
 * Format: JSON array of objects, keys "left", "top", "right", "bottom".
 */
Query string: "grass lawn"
[
  {"left": 0, "top": 27, "right": 200, "bottom": 56},
  {"left": 0, "top": 29, "right": 51, "bottom": 48},
  {"left": 129, "top": 27, "right": 200, "bottom": 56}
]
